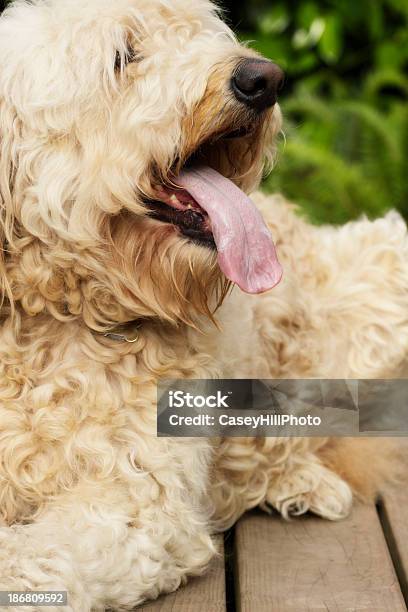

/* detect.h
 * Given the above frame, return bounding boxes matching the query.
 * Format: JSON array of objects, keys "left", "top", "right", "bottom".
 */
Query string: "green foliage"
[
  {"left": 265, "top": 86, "right": 408, "bottom": 224},
  {"left": 229, "top": 0, "right": 408, "bottom": 224}
]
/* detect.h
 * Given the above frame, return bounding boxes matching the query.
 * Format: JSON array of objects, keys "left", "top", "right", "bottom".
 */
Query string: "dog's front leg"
[
  {"left": 211, "top": 437, "right": 352, "bottom": 530},
  {"left": 0, "top": 481, "right": 215, "bottom": 611}
]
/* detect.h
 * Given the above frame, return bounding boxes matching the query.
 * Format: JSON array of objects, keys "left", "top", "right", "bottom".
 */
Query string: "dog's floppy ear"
[{"left": 0, "top": 97, "right": 17, "bottom": 314}]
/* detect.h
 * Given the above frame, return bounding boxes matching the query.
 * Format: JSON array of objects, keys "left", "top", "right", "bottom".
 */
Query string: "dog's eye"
[{"left": 114, "top": 45, "right": 137, "bottom": 71}]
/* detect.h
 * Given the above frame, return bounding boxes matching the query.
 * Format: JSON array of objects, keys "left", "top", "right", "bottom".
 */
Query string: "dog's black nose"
[{"left": 232, "top": 59, "right": 284, "bottom": 112}]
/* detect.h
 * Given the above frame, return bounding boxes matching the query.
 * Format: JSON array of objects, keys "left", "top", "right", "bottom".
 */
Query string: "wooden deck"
[{"left": 139, "top": 488, "right": 408, "bottom": 611}]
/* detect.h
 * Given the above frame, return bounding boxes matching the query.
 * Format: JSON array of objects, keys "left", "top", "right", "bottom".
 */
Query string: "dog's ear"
[{"left": 0, "top": 97, "right": 17, "bottom": 314}]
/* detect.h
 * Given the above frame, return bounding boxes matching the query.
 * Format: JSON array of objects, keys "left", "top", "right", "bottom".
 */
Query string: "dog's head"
[{"left": 0, "top": 0, "right": 283, "bottom": 332}]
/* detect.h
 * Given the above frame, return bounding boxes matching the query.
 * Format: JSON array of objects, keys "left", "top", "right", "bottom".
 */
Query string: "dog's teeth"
[{"left": 170, "top": 194, "right": 180, "bottom": 205}]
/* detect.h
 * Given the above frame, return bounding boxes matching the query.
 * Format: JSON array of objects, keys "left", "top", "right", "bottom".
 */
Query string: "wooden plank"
[
  {"left": 234, "top": 507, "right": 406, "bottom": 612},
  {"left": 138, "top": 535, "right": 226, "bottom": 611},
  {"left": 378, "top": 488, "right": 408, "bottom": 602}
]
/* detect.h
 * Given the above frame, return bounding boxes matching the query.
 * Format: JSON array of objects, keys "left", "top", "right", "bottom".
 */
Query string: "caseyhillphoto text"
[{"left": 168, "top": 414, "right": 322, "bottom": 428}]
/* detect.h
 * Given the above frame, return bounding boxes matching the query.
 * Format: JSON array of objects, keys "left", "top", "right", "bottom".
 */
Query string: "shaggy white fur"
[{"left": 0, "top": 0, "right": 406, "bottom": 610}]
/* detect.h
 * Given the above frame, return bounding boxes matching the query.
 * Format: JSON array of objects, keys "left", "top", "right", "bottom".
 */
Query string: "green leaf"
[
  {"left": 297, "top": 1, "right": 320, "bottom": 29},
  {"left": 318, "top": 15, "right": 343, "bottom": 64},
  {"left": 376, "top": 41, "right": 407, "bottom": 69},
  {"left": 258, "top": 4, "right": 290, "bottom": 35},
  {"left": 364, "top": 68, "right": 408, "bottom": 100}
]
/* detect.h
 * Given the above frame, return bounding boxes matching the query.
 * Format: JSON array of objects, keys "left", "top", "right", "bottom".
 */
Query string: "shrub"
[{"left": 224, "top": 0, "right": 408, "bottom": 223}]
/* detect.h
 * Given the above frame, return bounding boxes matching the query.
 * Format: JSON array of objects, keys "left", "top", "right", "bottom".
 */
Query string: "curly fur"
[{"left": 0, "top": 0, "right": 406, "bottom": 610}]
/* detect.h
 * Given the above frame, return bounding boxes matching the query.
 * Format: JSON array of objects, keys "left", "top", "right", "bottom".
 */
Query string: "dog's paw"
[{"left": 263, "top": 461, "right": 352, "bottom": 521}]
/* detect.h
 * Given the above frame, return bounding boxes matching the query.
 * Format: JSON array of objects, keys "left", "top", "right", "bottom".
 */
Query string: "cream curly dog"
[{"left": 0, "top": 0, "right": 406, "bottom": 610}]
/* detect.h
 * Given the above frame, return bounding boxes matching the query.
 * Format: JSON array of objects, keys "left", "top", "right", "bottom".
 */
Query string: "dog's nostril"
[
  {"left": 254, "top": 78, "right": 266, "bottom": 94},
  {"left": 232, "top": 59, "right": 284, "bottom": 113},
  {"left": 235, "top": 73, "right": 266, "bottom": 96}
]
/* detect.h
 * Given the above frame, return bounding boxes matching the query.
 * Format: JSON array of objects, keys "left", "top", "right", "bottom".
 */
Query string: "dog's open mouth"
[
  {"left": 145, "top": 132, "right": 283, "bottom": 294},
  {"left": 145, "top": 127, "right": 258, "bottom": 251},
  {"left": 147, "top": 186, "right": 215, "bottom": 249}
]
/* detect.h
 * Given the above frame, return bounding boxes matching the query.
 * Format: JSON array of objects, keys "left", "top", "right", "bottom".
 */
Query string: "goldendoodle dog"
[{"left": 0, "top": 0, "right": 406, "bottom": 610}]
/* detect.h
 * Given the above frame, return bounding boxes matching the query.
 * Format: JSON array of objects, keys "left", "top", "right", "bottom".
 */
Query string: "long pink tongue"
[{"left": 177, "top": 166, "right": 282, "bottom": 294}]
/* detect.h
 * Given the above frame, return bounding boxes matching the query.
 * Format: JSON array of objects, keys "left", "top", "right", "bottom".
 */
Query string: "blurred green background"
[{"left": 223, "top": 0, "right": 408, "bottom": 224}]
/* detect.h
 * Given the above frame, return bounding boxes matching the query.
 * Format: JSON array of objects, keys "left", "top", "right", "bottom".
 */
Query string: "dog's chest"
[{"left": 188, "top": 290, "right": 274, "bottom": 378}]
